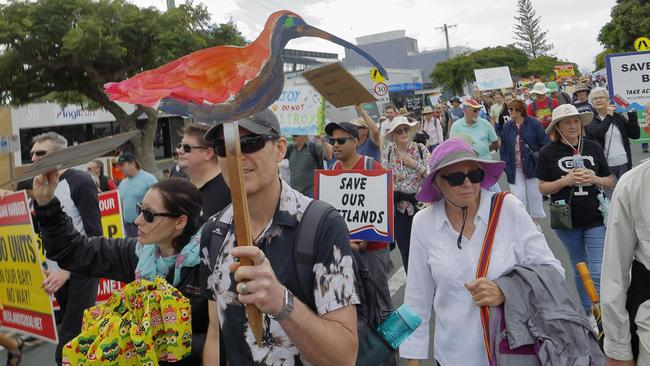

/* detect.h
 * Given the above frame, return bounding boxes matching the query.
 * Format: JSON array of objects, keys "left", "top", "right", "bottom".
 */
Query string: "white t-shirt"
[{"left": 604, "top": 123, "right": 628, "bottom": 167}]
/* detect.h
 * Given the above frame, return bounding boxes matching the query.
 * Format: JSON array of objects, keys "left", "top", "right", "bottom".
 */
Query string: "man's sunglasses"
[
  {"left": 327, "top": 137, "right": 356, "bottom": 145},
  {"left": 440, "top": 168, "right": 485, "bottom": 186},
  {"left": 31, "top": 150, "right": 47, "bottom": 157},
  {"left": 214, "top": 134, "right": 279, "bottom": 157},
  {"left": 136, "top": 202, "right": 181, "bottom": 223},
  {"left": 177, "top": 143, "right": 208, "bottom": 153}
]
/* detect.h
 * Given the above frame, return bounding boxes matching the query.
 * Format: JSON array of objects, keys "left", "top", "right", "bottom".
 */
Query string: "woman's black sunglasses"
[
  {"left": 440, "top": 168, "right": 485, "bottom": 186},
  {"left": 177, "top": 143, "right": 208, "bottom": 153},
  {"left": 214, "top": 135, "right": 279, "bottom": 157},
  {"left": 136, "top": 202, "right": 181, "bottom": 223}
]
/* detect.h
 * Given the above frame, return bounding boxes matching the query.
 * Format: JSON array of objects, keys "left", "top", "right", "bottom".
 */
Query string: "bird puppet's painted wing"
[{"left": 104, "top": 44, "right": 270, "bottom": 107}]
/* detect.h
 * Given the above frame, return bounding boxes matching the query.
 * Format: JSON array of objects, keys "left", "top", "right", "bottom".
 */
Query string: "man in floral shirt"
[{"left": 199, "top": 109, "right": 360, "bottom": 366}]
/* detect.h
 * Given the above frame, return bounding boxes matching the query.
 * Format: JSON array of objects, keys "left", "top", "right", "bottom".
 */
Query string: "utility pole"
[{"left": 436, "top": 23, "right": 457, "bottom": 60}]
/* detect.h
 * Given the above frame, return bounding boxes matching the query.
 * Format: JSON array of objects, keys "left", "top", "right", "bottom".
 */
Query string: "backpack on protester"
[
  {"left": 203, "top": 200, "right": 398, "bottom": 366},
  {"left": 531, "top": 97, "right": 555, "bottom": 115},
  {"left": 285, "top": 142, "right": 325, "bottom": 170},
  {"left": 332, "top": 155, "right": 378, "bottom": 171}
]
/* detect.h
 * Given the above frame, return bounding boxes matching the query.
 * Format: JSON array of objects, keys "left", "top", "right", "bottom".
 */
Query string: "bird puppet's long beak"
[{"left": 298, "top": 24, "right": 389, "bottom": 80}]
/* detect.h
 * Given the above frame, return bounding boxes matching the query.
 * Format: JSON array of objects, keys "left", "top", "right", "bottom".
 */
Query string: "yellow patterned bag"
[{"left": 62, "top": 277, "right": 192, "bottom": 366}]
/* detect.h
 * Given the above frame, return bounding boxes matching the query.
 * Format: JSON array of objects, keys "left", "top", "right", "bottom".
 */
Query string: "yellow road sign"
[
  {"left": 370, "top": 67, "right": 385, "bottom": 83},
  {"left": 634, "top": 36, "right": 650, "bottom": 51}
]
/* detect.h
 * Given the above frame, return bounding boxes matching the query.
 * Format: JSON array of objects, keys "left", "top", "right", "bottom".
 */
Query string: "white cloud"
[{"left": 133, "top": 0, "right": 617, "bottom": 72}]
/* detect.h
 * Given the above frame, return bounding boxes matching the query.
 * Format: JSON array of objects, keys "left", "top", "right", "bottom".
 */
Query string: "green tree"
[
  {"left": 597, "top": 0, "right": 650, "bottom": 67},
  {"left": 430, "top": 46, "right": 528, "bottom": 94},
  {"left": 430, "top": 53, "right": 476, "bottom": 95},
  {"left": 513, "top": 0, "right": 554, "bottom": 58},
  {"left": 0, "top": 0, "right": 246, "bottom": 173},
  {"left": 521, "top": 56, "right": 580, "bottom": 80}
]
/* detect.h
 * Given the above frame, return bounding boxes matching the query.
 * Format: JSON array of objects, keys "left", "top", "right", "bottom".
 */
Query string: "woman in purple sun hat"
[{"left": 400, "top": 138, "right": 564, "bottom": 365}]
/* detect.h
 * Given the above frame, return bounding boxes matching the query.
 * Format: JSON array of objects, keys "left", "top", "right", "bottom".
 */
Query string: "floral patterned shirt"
[
  {"left": 200, "top": 179, "right": 359, "bottom": 365},
  {"left": 382, "top": 142, "right": 431, "bottom": 214}
]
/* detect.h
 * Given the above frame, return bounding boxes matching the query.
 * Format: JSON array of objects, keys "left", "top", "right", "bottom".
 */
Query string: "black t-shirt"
[
  {"left": 199, "top": 173, "right": 231, "bottom": 221},
  {"left": 536, "top": 140, "right": 611, "bottom": 228}
]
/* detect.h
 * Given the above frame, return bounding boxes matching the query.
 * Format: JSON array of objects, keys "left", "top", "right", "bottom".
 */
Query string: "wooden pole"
[{"left": 223, "top": 121, "right": 264, "bottom": 345}]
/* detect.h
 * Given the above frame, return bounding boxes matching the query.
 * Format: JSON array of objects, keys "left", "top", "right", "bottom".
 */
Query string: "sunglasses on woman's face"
[
  {"left": 136, "top": 202, "right": 181, "bottom": 223},
  {"left": 177, "top": 143, "right": 208, "bottom": 153},
  {"left": 327, "top": 136, "right": 355, "bottom": 145},
  {"left": 394, "top": 127, "right": 410, "bottom": 135},
  {"left": 440, "top": 168, "right": 485, "bottom": 186},
  {"left": 31, "top": 150, "right": 48, "bottom": 157},
  {"left": 214, "top": 134, "right": 279, "bottom": 157}
]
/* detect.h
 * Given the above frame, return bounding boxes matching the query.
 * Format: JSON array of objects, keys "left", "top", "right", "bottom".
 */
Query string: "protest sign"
[
  {"left": 606, "top": 50, "right": 650, "bottom": 143},
  {"left": 270, "top": 84, "right": 325, "bottom": 136},
  {"left": 0, "top": 191, "right": 58, "bottom": 342},
  {"left": 302, "top": 62, "right": 377, "bottom": 108},
  {"left": 473, "top": 66, "right": 513, "bottom": 91},
  {"left": 554, "top": 64, "right": 575, "bottom": 78},
  {"left": 315, "top": 170, "right": 393, "bottom": 242},
  {"left": 96, "top": 190, "right": 126, "bottom": 302}
]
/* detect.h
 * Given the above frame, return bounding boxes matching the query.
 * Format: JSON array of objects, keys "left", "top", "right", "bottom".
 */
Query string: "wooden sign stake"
[{"left": 223, "top": 121, "right": 264, "bottom": 345}]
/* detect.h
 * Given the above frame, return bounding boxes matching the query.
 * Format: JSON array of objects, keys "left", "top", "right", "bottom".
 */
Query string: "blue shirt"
[
  {"left": 357, "top": 136, "right": 381, "bottom": 162},
  {"left": 118, "top": 169, "right": 158, "bottom": 223},
  {"left": 449, "top": 117, "right": 498, "bottom": 160}
]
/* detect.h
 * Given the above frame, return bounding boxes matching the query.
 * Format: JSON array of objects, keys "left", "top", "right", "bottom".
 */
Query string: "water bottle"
[
  {"left": 572, "top": 153, "right": 584, "bottom": 169},
  {"left": 376, "top": 304, "right": 422, "bottom": 350}
]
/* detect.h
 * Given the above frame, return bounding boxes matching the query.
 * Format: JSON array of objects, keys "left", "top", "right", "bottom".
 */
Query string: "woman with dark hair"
[
  {"left": 32, "top": 174, "right": 207, "bottom": 365},
  {"left": 499, "top": 99, "right": 549, "bottom": 223}
]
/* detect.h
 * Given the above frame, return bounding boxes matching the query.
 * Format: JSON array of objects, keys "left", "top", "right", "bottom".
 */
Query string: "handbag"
[
  {"left": 549, "top": 185, "right": 575, "bottom": 230},
  {"left": 476, "top": 192, "right": 509, "bottom": 363}
]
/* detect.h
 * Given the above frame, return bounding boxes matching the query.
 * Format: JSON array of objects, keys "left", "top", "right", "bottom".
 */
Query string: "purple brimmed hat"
[{"left": 415, "top": 138, "right": 505, "bottom": 203}]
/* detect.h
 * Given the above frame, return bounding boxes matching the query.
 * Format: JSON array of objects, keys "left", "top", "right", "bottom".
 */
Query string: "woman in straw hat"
[
  {"left": 382, "top": 116, "right": 430, "bottom": 272},
  {"left": 400, "top": 138, "right": 562, "bottom": 365},
  {"left": 535, "top": 104, "right": 615, "bottom": 314}
]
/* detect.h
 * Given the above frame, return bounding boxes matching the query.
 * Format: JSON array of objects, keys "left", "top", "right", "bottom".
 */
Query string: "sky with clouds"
[{"left": 134, "top": 0, "right": 617, "bottom": 73}]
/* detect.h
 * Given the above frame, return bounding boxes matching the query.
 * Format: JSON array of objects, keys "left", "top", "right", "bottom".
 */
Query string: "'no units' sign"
[{"left": 315, "top": 170, "right": 394, "bottom": 242}]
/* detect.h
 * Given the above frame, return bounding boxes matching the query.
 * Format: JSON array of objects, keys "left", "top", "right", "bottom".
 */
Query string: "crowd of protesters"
[{"left": 1, "top": 73, "right": 649, "bottom": 366}]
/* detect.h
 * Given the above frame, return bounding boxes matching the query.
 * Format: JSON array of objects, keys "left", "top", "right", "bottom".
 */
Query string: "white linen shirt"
[
  {"left": 601, "top": 159, "right": 650, "bottom": 361},
  {"left": 400, "top": 190, "right": 564, "bottom": 365}
]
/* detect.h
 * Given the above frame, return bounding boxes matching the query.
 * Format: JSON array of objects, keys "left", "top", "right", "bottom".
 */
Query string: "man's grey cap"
[{"left": 205, "top": 108, "right": 281, "bottom": 141}]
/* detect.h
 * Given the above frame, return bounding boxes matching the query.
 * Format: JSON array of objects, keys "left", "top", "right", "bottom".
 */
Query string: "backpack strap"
[
  {"left": 364, "top": 156, "right": 375, "bottom": 170},
  {"left": 285, "top": 144, "right": 294, "bottom": 160},
  {"left": 548, "top": 97, "right": 554, "bottom": 112},
  {"left": 417, "top": 144, "right": 424, "bottom": 161},
  {"left": 206, "top": 206, "right": 233, "bottom": 274},
  {"left": 308, "top": 142, "right": 324, "bottom": 170},
  {"left": 293, "top": 200, "right": 337, "bottom": 311},
  {"left": 476, "top": 191, "right": 508, "bottom": 363}
]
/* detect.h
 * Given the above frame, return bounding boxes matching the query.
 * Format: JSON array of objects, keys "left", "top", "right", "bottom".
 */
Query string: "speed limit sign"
[{"left": 374, "top": 82, "right": 388, "bottom": 96}]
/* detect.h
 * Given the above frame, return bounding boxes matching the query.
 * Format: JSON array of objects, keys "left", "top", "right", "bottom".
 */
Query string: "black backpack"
[
  {"left": 285, "top": 142, "right": 324, "bottom": 170},
  {"left": 531, "top": 97, "right": 555, "bottom": 114},
  {"left": 204, "top": 200, "right": 396, "bottom": 366}
]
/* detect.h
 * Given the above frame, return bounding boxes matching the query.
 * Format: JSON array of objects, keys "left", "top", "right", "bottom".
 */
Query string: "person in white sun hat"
[
  {"left": 535, "top": 103, "right": 615, "bottom": 315},
  {"left": 382, "top": 115, "right": 431, "bottom": 272},
  {"left": 527, "top": 82, "right": 559, "bottom": 128}
]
